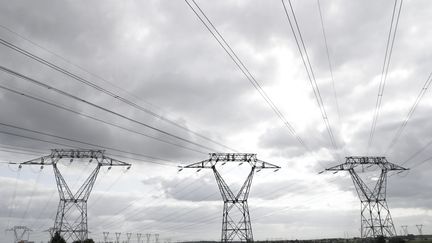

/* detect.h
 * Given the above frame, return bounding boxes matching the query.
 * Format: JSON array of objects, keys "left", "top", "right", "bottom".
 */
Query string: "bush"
[
  {"left": 72, "top": 239, "right": 95, "bottom": 243},
  {"left": 50, "top": 232, "right": 66, "bottom": 243}
]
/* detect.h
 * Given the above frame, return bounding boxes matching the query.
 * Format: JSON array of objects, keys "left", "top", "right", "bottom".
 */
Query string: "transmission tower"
[
  {"left": 416, "top": 224, "right": 423, "bottom": 235},
  {"left": 180, "top": 153, "right": 280, "bottom": 242},
  {"left": 137, "top": 233, "right": 142, "bottom": 243},
  {"left": 401, "top": 225, "right": 408, "bottom": 235},
  {"left": 115, "top": 232, "right": 121, "bottom": 243},
  {"left": 12, "top": 149, "right": 131, "bottom": 242},
  {"left": 5, "top": 226, "right": 32, "bottom": 243},
  {"left": 325, "top": 156, "right": 408, "bottom": 238},
  {"left": 146, "top": 233, "right": 151, "bottom": 243},
  {"left": 103, "top": 232, "right": 110, "bottom": 243},
  {"left": 126, "top": 233, "right": 132, "bottom": 243}
]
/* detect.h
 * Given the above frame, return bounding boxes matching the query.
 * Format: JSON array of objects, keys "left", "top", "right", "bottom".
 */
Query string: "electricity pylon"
[
  {"left": 12, "top": 149, "right": 131, "bottom": 242},
  {"left": 137, "top": 233, "right": 142, "bottom": 243},
  {"left": 103, "top": 232, "right": 110, "bottom": 243},
  {"left": 5, "top": 226, "right": 32, "bottom": 243},
  {"left": 401, "top": 225, "right": 408, "bottom": 235},
  {"left": 146, "top": 233, "right": 151, "bottom": 243},
  {"left": 416, "top": 224, "right": 423, "bottom": 235},
  {"left": 180, "top": 153, "right": 280, "bottom": 242},
  {"left": 115, "top": 232, "right": 121, "bottom": 243},
  {"left": 325, "top": 156, "right": 408, "bottom": 238}
]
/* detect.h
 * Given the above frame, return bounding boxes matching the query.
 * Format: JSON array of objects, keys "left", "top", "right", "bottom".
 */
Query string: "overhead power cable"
[
  {"left": 0, "top": 121, "right": 172, "bottom": 163},
  {"left": 317, "top": 0, "right": 342, "bottom": 132},
  {"left": 0, "top": 65, "right": 216, "bottom": 152},
  {"left": 367, "top": 0, "right": 403, "bottom": 152},
  {"left": 0, "top": 84, "right": 206, "bottom": 155},
  {"left": 0, "top": 126, "right": 174, "bottom": 167},
  {"left": 0, "top": 37, "right": 236, "bottom": 152},
  {"left": 281, "top": 0, "right": 338, "bottom": 153},
  {"left": 185, "top": 0, "right": 308, "bottom": 151},
  {"left": 384, "top": 72, "right": 432, "bottom": 154},
  {"left": 0, "top": 23, "right": 161, "bottom": 111},
  {"left": 399, "top": 136, "right": 432, "bottom": 167}
]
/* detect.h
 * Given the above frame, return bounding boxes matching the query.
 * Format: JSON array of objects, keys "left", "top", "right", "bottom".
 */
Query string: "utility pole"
[
  {"left": 416, "top": 224, "right": 423, "bottom": 235},
  {"left": 103, "top": 232, "right": 110, "bottom": 243},
  {"left": 180, "top": 153, "right": 280, "bottom": 242},
  {"left": 11, "top": 149, "right": 131, "bottom": 242},
  {"left": 137, "top": 233, "right": 142, "bottom": 243},
  {"left": 115, "top": 232, "right": 121, "bottom": 243},
  {"left": 5, "top": 226, "right": 32, "bottom": 243},
  {"left": 325, "top": 156, "right": 408, "bottom": 238},
  {"left": 401, "top": 225, "right": 408, "bottom": 235}
]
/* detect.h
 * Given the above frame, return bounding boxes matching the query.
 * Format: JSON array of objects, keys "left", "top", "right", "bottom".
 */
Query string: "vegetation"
[{"left": 50, "top": 232, "right": 66, "bottom": 243}]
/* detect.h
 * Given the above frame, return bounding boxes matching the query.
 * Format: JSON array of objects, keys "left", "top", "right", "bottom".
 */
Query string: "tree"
[
  {"left": 50, "top": 232, "right": 66, "bottom": 243},
  {"left": 72, "top": 239, "right": 95, "bottom": 243}
]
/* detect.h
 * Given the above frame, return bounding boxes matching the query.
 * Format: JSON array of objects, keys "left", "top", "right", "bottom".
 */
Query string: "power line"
[
  {"left": 0, "top": 84, "right": 207, "bottom": 155},
  {"left": 281, "top": 0, "right": 339, "bottom": 154},
  {"left": 184, "top": 0, "right": 308, "bottom": 151},
  {"left": 317, "top": 0, "right": 342, "bottom": 135},
  {"left": 0, "top": 65, "right": 217, "bottom": 152},
  {"left": 384, "top": 72, "right": 432, "bottom": 154},
  {"left": 367, "top": 0, "right": 403, "bottom": 152},
  {"left": 0, "top": 127, "right": 173, "bottom": 167},
  {"left": 0, "top": 23, "right": 161, "bottom": 111},
  {"left": 0, "top": 121, "right": 173, "bottom": 163},
  {"left": 0, "top": 37, "right": 236, "bottom": 153}
]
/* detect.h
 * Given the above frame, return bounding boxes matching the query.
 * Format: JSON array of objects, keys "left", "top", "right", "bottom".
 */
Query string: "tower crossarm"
[
  {"left": 180, "top": 153, "right": 281, "bottom": 170},
  {"left": 325, "top": 156, "right": 408, "bottom": 171},
  {"left": 10, "top": 149, "right": 131, "bottom": 168}
]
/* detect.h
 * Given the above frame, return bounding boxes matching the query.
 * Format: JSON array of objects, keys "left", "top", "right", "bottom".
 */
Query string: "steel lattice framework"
[
  {"left": 181, "top": 153, "right": 280, "bottom": 242},
  {"left": 5, "top": 226, "right": 32, "bottom": 243},
  {"left": 14, "top": 149, "right": 131, "bottom": 242},
  {"left": 326, "top": 156, "right": 408, "bottom": 238}
]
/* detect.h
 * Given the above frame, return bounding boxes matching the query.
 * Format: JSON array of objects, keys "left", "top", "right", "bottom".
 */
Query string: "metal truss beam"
[
  {"left": 13, "top": 149, "right": 131, "bottom": 242},
  {"left": 326, "top": 156, "right": 408, "bottom": 238},
  {"left": 181, "top": 153, "right": 280, "bottom": 242}
]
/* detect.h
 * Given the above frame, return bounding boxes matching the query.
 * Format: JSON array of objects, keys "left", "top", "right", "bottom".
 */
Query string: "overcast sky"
[{"left": 1, "top": 0, "right": 432, "bottom": 242}]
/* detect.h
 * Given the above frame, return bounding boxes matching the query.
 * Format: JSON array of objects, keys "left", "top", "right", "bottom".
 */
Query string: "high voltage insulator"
[
  {"left": 180, "top": 153, "right": 281, "bottom": 242},
  {"left": 5, "top": 226, "right": 32, "bottom": 243},
  {"left": 325, "top": 156, "right": 408, "bottom": 238},
  {"left": 11, "top": 149, "right": 132, "bottom": 242}
]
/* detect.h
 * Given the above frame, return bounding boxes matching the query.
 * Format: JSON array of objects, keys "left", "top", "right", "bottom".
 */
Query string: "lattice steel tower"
[
  {"left": 181, "top": 153, "right": 280, "bottom": 242},
  {"left": 14, "top": 149, "right": 131, "bottom": 242},
  {"left": 325, "top": 156, "right": 408, "bottom": 238},
  {"left": 5, "top": 226, "right": 32, "bottom": 243}
]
